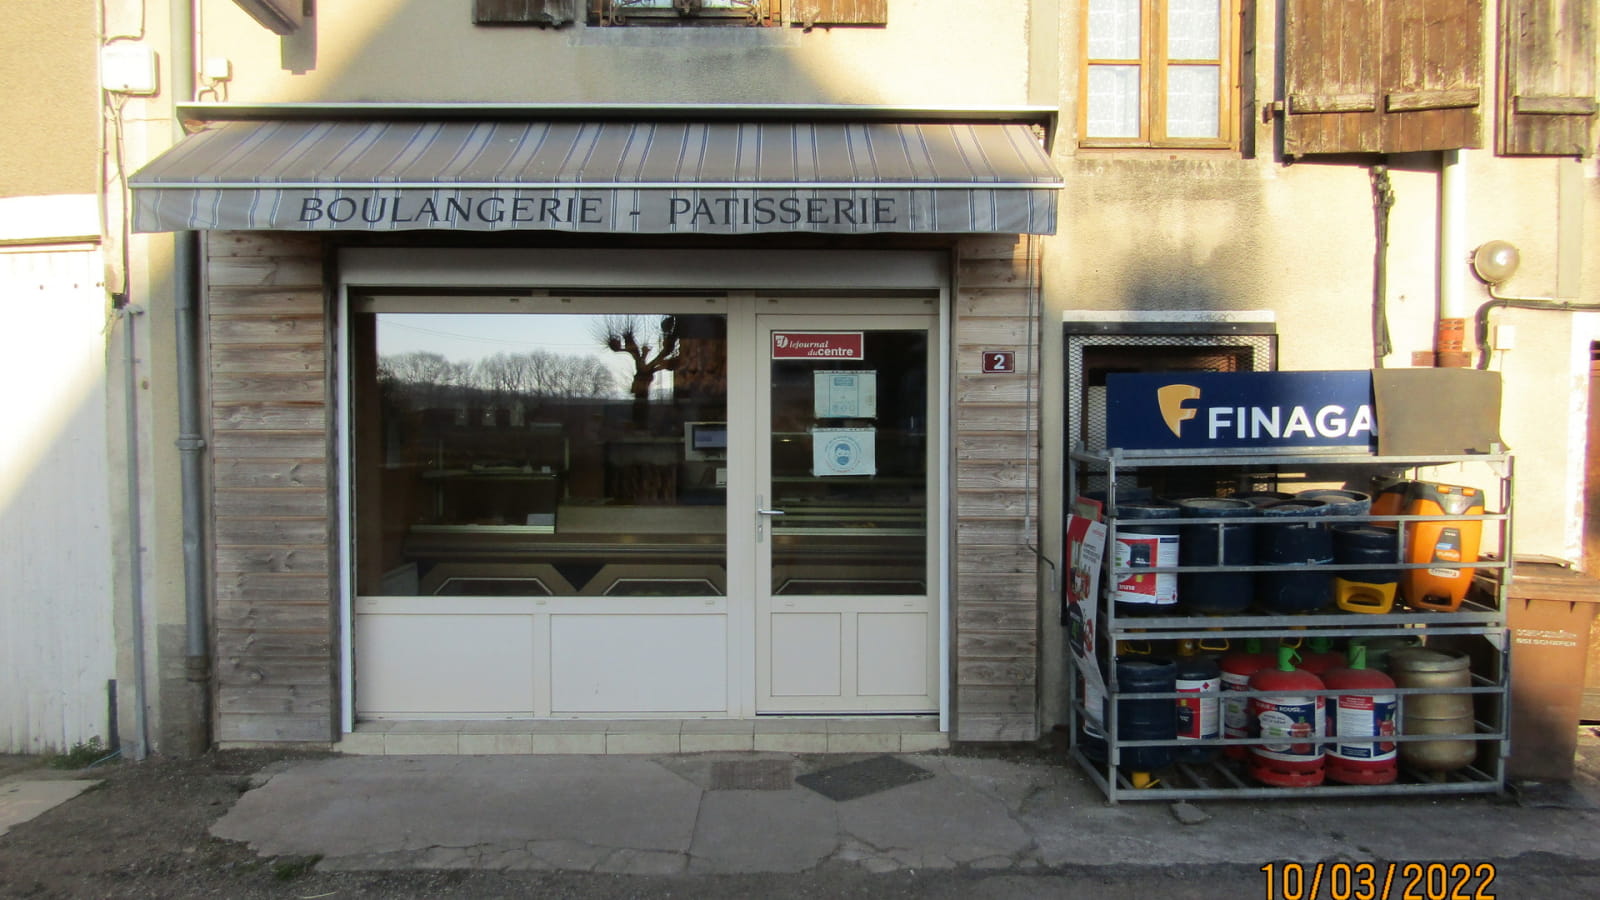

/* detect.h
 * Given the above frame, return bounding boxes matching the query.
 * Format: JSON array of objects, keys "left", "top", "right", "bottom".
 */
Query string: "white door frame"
[
  {"left": 753, "top": 309, "right": 941, "bottom": 714},
  {"left": 336, "top": 249, "right": 951, "bottom": 732}
]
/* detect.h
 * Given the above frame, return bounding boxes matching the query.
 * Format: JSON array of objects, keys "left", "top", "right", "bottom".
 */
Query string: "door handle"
[{"left": 756, "top": 495, "right": 784, "bottom": 542}]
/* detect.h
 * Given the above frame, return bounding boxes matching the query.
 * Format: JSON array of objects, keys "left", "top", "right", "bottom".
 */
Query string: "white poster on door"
[
  {"left": 813, "top": 371, "right": 877, "bottom": 419},
  {"left": 811, "top": 428, "right": 876, "bottom": 477}
]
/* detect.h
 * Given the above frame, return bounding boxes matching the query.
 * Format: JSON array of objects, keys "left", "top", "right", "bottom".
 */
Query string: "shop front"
[{"left": 130, "top": 111, "right": 1061, "bottom": 745}]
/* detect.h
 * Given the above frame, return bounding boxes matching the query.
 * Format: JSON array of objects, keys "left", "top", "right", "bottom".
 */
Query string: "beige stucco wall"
[
  {"left": 196, "top": 0, "right": 1034, "bottom": 105},
  {"left": 1, "top": 0, "right": 100, "bottom": 198}
]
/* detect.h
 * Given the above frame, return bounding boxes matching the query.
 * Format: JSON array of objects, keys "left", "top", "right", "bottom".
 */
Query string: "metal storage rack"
[{"left": 1066, "top": 447, "right": 1512, "bottom": 803}]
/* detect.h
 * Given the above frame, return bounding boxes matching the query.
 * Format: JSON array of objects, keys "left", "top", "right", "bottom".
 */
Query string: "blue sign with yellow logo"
[{"left": 1105, "top": 371, "right": 1376, "bottom": 451}]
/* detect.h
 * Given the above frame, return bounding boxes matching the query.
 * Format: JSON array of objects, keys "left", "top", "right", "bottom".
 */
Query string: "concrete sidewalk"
[{"left": 210, "top": 734, "right": 1600, "bottom": 876}]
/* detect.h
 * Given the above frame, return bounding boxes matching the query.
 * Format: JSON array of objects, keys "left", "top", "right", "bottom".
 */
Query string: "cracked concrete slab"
[
  {"left": 213, "top": 755, "right": 700, "bottom": 864},
  {"left": 688, "top": 786, "right": 839, "bottom": 873},
  {"left": 0, "top": 779, "right": 100, "bottom": 837}
]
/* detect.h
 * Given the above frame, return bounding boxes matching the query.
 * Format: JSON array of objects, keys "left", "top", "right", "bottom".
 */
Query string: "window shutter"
[
  {"left": 474, "top": 0, "right": 575, "bottom": 26},
  {"left": 1499, "top": 0, "right": 1598, "bottom": 156},
  {"left": 1381, "top": 0, "right": 1483, "bottom": 152},
  {"left": 793, "top": 1, "right": 887, "bottom": 27},
  {"left": 1284, "top": 0, "right": 1484, "bottom": 156},
  {"left": 1283, "top": 0, "right": 1384, "bottom": 155}
]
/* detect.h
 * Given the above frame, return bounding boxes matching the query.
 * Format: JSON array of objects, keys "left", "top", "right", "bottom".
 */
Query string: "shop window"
[
  {"left": 589, "top": 0, "right": 778, "bottom": 26},
  {"left": 1497, "top": 0, "right": 1597, "bottom": 157},
  {"left": 1079, "top": 0, "right": 1240, "bottom": 149},
  {"left": 1282, "top": 0, "right": 1484, "bottom": 156},
  {"left": 474, "top": 0, "right": 576, "bottom": 26},
  {"left": 352, "top": 306, "right": 729, "bottom": 599}
]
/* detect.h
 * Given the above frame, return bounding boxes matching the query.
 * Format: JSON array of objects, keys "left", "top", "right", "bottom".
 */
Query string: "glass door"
[{"left": 755, "top": 315, "right": 938, "bottom": 713}]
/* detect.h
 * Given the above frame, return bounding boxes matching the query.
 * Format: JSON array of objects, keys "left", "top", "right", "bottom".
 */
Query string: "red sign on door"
[{"left": 772, "top": 332, "right": 865, "bottom": 360}]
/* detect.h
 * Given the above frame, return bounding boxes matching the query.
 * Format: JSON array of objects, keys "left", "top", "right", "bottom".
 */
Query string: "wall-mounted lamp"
[{"left": 1471, "top": 240, "right": 1521, "bottom": 285}]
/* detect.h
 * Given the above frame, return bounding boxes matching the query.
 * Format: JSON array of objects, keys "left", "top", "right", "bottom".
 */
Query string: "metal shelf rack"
[{"left": 1066, "top": 447, "right": 1512, "bottom": 803}]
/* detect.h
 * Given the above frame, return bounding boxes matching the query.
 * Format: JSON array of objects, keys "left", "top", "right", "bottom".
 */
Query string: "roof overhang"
[{"left": 130, "top": 110, "right": 1063, "bottom": 236}]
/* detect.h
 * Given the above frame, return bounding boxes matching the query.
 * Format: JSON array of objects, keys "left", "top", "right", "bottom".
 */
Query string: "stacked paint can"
[
  {"left": 1176, "top": 497, "right": 1256, "bottom": 614},
  {"left": 1112, "top": 501, "right": 1182, "bottom": 618},
  {"left": 1173, "top": 640, "right": 1221, "bottom": 763}
]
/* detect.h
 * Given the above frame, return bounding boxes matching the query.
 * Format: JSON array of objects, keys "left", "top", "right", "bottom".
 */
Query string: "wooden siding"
[
  {"left": 1498, "top": 0, "right": 1598, "bottom": 156},
  {"left": 794, "top": 0, "right": 887, "bottom": 26},
  {"left": 951, "top": 235, "right": 1042, "bottom": 743},
  {"left": 0, "top": 246, "right": 116, "bottom": 753},
  {"left": 205, "top": 232, "right": 337, "bottom": 745}
]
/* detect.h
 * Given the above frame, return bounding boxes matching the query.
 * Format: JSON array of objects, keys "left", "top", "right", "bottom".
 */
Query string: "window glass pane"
[
  {"left": 354, "top": 311, "right": 728, "bottom": 598},
  {"left": 1087, "top": 0, "right": 1141, "bottom": 59},
  {"left": 1087, "top": 65, "right": 1142, "bottom": 138},
  {"left": 1166, "top": 64, "right": 1221, "bottom": 138},
  {"left": 1167, "top": 0, "right": 1221, "bottom": 60},
  {"left": 770, "top": 331, "right": 927, "bottom": 597}
]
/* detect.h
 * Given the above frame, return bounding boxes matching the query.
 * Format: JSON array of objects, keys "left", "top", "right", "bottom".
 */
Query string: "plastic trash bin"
[{"left": 1504, "top": 559, "right": 1600, "bottom": 781}]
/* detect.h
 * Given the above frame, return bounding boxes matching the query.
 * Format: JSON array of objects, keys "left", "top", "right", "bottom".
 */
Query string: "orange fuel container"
[{"left": 1402, "top": 482, "right": 1484, "bottom": 612}]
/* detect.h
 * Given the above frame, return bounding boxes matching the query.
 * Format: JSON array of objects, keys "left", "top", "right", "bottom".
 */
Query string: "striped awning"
[{"left": 129, "top": 119, "right": 1061, "bottom": 235}]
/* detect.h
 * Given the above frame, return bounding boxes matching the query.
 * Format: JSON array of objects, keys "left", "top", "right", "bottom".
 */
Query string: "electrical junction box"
[{"left": 101, "top": 43, "right": 158, "bottom": 94}]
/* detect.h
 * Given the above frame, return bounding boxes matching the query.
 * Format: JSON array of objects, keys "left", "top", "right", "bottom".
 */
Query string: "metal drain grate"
[
  {"left": 709, "top": 759, "right": 794, "bottom": 791},
  {"left": 795, "top": 755, "right": 933, "bottom": 802}
]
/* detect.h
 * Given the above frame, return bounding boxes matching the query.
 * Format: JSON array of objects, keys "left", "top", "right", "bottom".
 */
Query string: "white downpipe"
[{"left": 1438, "top": 149, "right": 1472, "bottom": 363}]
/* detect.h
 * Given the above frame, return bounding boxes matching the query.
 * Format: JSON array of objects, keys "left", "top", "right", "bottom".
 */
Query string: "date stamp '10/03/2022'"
[{"left": 1260, "top": 862, "right": 1497, "bottom": 900}]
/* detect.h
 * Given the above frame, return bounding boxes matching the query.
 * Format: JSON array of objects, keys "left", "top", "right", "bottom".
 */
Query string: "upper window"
[
  {"left": 590, "top": 0, "right": 778, "bottom": 26},
  {"left": 1079, "top": 0, "right": 1239, "bottom": 149}
]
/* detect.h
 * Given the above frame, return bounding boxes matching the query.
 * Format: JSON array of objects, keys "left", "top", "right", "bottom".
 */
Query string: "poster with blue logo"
[
  {"left": 1105, "top": 371, "right": 1376, "bottom": 451},
  {"left": 812, "top": 428, "right": 876, "bottom": 477}
]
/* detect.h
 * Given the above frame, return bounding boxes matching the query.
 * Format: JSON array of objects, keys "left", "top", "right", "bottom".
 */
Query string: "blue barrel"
[
  {"left": 1114, "top": 656, "right": 1177, "bottom": 771},
  {"left": 1176, "top": 497, "right": 1255, "bottom": 614},
  {"left": 1235, "top": 491, "right": 1294, "bottom": 507},
  {"left": 1255, "top": 499, "right": 1334, "bottom": 613},
  {"left": 1296, "top": 489, "right": 1372, "bottom": 518},
  {"left": 1332, "top": 524, "right": 1400, "bottom": 584},
  {"left": 1111, "top": 501, "right": 1182, "bottom": 618}
]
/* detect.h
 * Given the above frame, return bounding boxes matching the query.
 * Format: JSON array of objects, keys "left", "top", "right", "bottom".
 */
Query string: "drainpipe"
[
  {"left": 1436, "top": 150, "right": 1472, "bottom": 367},
  {"left": 119, "top": 304, "right": 150, "bottom": 761},
  {"left": 172, "top": 0, "right": 211, "bottom": 754}
]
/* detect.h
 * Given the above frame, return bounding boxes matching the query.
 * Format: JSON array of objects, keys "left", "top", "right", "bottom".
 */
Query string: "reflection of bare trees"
[
  {"left": 594, "top": 315, "right": 680, "bottom": 427},
  {"left": 378, "top": 349, "right": 618, "bottom": 408}
]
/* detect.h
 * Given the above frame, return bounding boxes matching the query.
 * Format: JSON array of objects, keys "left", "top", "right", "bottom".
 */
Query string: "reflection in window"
[{"left": 353, "top": 310, "right": 728, "bottom": 598}]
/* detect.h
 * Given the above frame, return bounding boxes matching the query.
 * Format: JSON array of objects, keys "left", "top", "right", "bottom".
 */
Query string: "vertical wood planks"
[
  {"left": 951, "top": 235, "right": 1042, "bottom": 742},
  {"left": 205, "top": 232, "right": 337, "bottom": 744}
]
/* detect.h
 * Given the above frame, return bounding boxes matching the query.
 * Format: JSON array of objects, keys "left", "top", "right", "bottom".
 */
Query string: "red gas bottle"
[
  {"left": 1247, "top": 646, "right": 1326, "bottom": 787},
  {"left": 1220, "top": 638, "right": 1276, "bottom": 760},
  {"left": 1295, "top": 636, "right": 1345, "bottom": 677},
  {"left": 1322, "top": 643, "right": 1399, "bottom": 785}
]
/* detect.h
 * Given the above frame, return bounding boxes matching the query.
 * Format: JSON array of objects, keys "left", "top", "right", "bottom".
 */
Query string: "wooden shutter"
[
  {"left": 1382, "top": 0, "right": 1482, "bottom": 152},
  {"left": 474, "top": 0, "right": 575, "bottom": 26},
  {"left": 1284, "top": 0, "right": 1484, "bottom": 156},
  {"left": 1500, "top": 0, "right": 1598, "bottom": 156},
  {"left": 793, "top": 1, "right": 887, "bottom": 27},
  {"left": 1284, "top": 0, "right": 1384, "bottom": 155}
]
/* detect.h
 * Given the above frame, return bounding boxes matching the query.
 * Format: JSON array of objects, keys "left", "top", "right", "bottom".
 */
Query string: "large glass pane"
[
  {"left": 1087, "top": 0, "right": 1142, "bottom": 59},
  {"left": 768, "top": 330, "right": 927, "bottom": 596},
  {"left": 1166, "top": 64, "right": 1221, "bottom": 138},
  {"left": 354, "top": 310, "right": 728, "bottom": 598},
  {"left": 1166, "top": 0, "right": 1221, "bottom": 60},
  {"left": 1087, "top": 65, "right": 1142, "bottom": 138}
]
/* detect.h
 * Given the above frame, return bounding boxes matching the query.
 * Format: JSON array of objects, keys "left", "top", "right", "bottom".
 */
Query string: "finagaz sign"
[
  {"left": 772, "top": 332, "right": 864, "bottom": 360},
  {"left": 1105, "top": 371, "right": 1377, "bottom": 451}
]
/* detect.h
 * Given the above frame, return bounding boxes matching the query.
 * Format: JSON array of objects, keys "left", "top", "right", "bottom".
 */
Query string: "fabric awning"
[{"left": 129, "top": 119, "right": 1061, "bottom": 235}]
